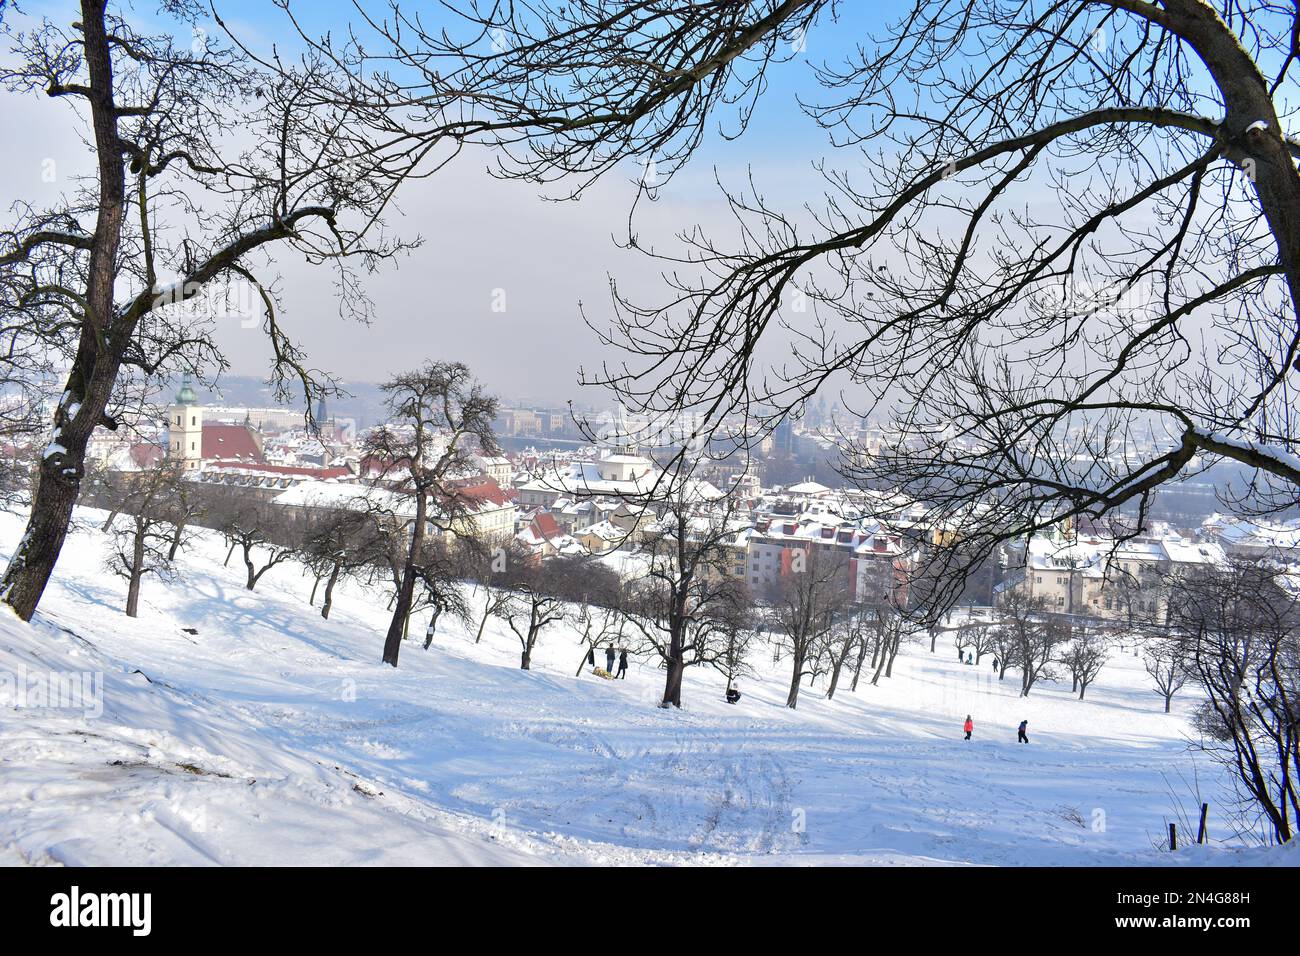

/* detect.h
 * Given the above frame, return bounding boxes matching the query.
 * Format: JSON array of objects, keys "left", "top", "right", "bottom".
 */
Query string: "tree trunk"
[
  {"left": 320, "top": 563, "right": 341, "bottom": 619},
  {"left": 662, "top": 655, "right": 685, "bottom": 706},
  {"left": 870, "top": 642, "right": 889, "bottom": 686},
  {"left": 125, "top": 520, "right": 145, "bottom": 617},
  {"left": 383, "top": 498, "right": 426, "bottom": 667},
  {"left": 661, "top": 609, "right": 687, "bottom": 707},
  {"left": 423, "top": 607, "right": 441, "bottom": 650},
  {"left": 0, "top": 1, "right": 127, "bottom": 623},
  {"left": 125, "top": 569, "right": 141, "bottom": 617},
  {"left": 167, "top": 521, "right": 186, "bottom": 562},
  {"left": 786, "top": 653, "right": 803, "bottom": 709},
  {"left": 885, "top": 636, "right": 900, "bottom": 678},
  {"left": 850, "top": 637, "right": 868, "bottom": 692},
  {"left": 826, "top": 659, "right": 842, "bottom": 700}
]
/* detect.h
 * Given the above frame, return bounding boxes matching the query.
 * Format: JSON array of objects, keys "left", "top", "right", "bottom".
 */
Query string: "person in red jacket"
[{"left": 963, "top": 715, "right": 974, "bottom": 740}]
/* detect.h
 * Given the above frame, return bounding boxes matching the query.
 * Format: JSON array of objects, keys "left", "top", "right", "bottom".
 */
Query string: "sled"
[{"left": 592, "top": 667, "right": 615, "bottom": 680}]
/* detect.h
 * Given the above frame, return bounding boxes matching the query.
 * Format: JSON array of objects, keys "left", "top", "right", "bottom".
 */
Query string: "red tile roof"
[
  {"left": 202, "top": 424, "right": 263, "bottom": 462},
  {"left": 444, "top": 476, "right": 512, "bottom": 509},
  {"left": 531, "top": 511, "right": 563, "bottom": 542},
  {"left": 129, "top": 442, "right": 166, "bottom": 469}
]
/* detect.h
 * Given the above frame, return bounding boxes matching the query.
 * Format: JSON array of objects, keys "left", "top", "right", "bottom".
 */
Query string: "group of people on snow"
[
  {"left": 585, "top": 645, "right": 629, "bottom": 679},
  {"left": 961, "top": 715, "right": 1030, "bottom": 744}
]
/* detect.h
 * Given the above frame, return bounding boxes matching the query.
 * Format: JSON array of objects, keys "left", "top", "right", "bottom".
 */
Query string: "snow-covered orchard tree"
[
  {"left": 622, "top": 491, "right": 751, "bottom": 708},
  {"left": 1062, "top": 629, "right": 1110, "bottom": 700},
  {"left": 363, "top": 362, "right": 499, "bottom": 667},
  {"left": 498, "top": 554, "right": 593, "bottom": 671},
  {"left": 1165, "top": 562, "right": 1299, "bottom": 844},
  {"left": 101, "top": 460, "right": 188, "bottom": 617},
  {"left": 201, "top": 488, "right": 299, "bottom": 593},
  {"left": 766, "top": 546, "right": 852, "bottom": 709},
  {"left": 299, "top": 506, "right": 390, "bottom": 620},
  {"left": 1142, "top": 634, "right": 1191, "bottom": 714}
]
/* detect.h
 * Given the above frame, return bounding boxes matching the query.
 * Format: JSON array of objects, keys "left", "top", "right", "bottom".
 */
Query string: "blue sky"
[{"left": 3, "top": 0, "right": 899, "bottom": 402}]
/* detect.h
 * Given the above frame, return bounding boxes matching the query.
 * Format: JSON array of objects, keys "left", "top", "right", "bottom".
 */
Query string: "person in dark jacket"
[
  {"left": 1018, "top": 719, "right": 1029, "bottom": 744},
  {"left": 991, "top": 657, "right": 999, "bottom": 671},
  {"left": 616, "top": 649, "right": 628, "bottom": 679},
  {"left": 726, "top": 686, "right": 742, "bottom": 704},
  {"left": 605, "top": 645, "right": 616, "bottom": 672},
  {"left": 586, "top": 647, "right": 596, "bottom": 667}
]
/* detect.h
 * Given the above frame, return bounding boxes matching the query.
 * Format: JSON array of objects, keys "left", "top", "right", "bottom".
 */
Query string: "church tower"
[{"left": 168, "top": 375, "right": 203, "bottom": 470}]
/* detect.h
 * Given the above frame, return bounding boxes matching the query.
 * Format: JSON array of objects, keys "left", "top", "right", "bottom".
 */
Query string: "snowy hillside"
[{"left": 0, "top": 507, "right": 1292, "bottom": 866}]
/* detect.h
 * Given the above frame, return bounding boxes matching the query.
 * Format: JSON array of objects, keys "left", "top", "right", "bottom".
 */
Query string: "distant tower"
[{"left": 168, "top": 374, "right": 203, "bottom": 470}]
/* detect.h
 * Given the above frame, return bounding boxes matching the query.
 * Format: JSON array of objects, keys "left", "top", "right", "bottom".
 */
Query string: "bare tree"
[
  {"left": 499, "top": 555, "right": 587, "bottom": 671},
  {"left": 102, "top": 461, "right": 187, "bottom": 616},
  {"left": 162, "top": 471, "right": 204, "bottom": 562},
  {"left": 955, "top": 620, "right": 998, "bottom": 665},
  {"left": 767, "top": 545, "right": 852, "bottom": 709},
  {"left": 1062, "top": 629, "right": 1110, "bottom": 700},
  {"left": 300, "top": 506, "right": 388, "bottom": 620},
  {"left": 623, "top": 491, "right": 749, "bottom": 707},
  {"left": 565, "top": 561, "right": 627, "bottom": 676},
  {"left": 415, "top": 539, "right": 474, "bottom": 650},
  {"left": 213, "top": 498, "right": 296, "bottom": 592},
  {"left": 705, "top": 590, "right": 758, "bottom": 699},
  {"left": 364, "top": 361, "right": 499, "bottom": 667},
  {"left": 1143, "top": 634, "right": 1191, "bottom": 713},
  {"left": 866, "top": 605, "right": 920, "bottom": 687},
  {"left": 822, "top": 605, "right": 867, "bottom": 701},
  {"left": 1166, "top": 562, "right": 1299, "bottom": 843},
  {"left": 987, "top": 617, "right": 1020, "bottom": 683},
  {"left": 996, "top": 589, "right": 1067, "bottom": 697},
  {"left": 462, "top": 535, "right": 529, "bottom": 646}
]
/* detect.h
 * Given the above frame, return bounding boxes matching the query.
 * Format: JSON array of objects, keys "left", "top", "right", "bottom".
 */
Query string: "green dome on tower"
[{"left": 174, "top": 374, "right": 199, "bottom": 405}]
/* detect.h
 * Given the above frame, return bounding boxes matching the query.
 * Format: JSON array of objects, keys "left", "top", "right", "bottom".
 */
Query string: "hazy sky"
[{"left": 1, "top": 1, "right": 875, "bottom": 406}]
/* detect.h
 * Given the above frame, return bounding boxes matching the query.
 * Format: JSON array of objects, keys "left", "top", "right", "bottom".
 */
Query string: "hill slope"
[{"left": 0, "top": 507, "right": 1291, "bottom": 866}]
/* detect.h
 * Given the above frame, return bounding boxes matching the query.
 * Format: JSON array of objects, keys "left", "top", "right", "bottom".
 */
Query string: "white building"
[{"left": 166, "top": 377, "right": 203, "bottom": 471}]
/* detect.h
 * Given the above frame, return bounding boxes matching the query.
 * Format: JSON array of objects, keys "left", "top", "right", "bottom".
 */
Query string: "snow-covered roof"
[
  {"left": 574, "top": 520, "right": 624, "bottom": 542},
  {"left": 785, "top": 480, "right": 831, "bottom": 495},
  {"left": 272, "top": 481, "right": 414, "bottom": 517}
]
